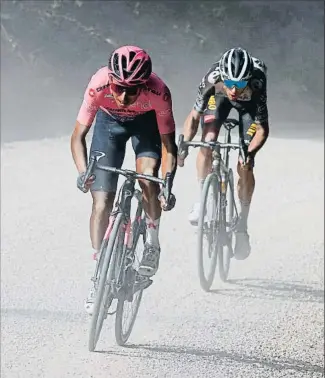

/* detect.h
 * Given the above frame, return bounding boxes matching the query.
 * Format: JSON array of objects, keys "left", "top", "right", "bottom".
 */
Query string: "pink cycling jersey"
[{"left": 77, "top": 66, "right": 176, "bottom": 134}]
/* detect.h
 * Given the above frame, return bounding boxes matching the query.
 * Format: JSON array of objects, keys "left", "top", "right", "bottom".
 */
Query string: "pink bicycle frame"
[{"left": 103, "top": 213, "right": 141, "bottom": 249}]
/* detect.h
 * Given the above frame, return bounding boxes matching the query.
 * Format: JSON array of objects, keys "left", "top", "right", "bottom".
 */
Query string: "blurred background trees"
[{"left": 1, "top": 0, "right": 323, "bottom": 141}]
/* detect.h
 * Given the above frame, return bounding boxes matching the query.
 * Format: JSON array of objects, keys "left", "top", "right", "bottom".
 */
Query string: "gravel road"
[{"left": 1, "top": 132, "right": 324, "bottom": 378}]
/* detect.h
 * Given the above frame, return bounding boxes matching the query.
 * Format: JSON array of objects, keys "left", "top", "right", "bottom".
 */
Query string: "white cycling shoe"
[
  {"left": 188, "top": 202, "right": 201, "bottom": 226},
  {"left": 234, "top": 230, "right": 251, "bottom": 260},
  {"left": 138, "top": 243, "right": 161, "bottom": 277},
  {"left": 84, "top": 284, "right": 96, "bottom": 316}
]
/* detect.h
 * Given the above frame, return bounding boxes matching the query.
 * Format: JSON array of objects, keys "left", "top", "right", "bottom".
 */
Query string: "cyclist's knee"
[
  {"left": 91, "top": 191, "right": 114, "bottom": 215},
  {"left": 202, "top": 122, "right": 219, "bottom": 142},
  {"left": 200, "top": 122, "right": 220, "bottom": 156},
  {"left": 136, "top": 157, "right": 160, "bottom": 192},
  {"left": 237, "top": 161, "right": 254, "bottom": 177}
]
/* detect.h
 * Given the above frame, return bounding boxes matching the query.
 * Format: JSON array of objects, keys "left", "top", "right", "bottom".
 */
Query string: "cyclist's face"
[
  {"left": 110, "top": 83, "right": 141, "bottom": 107},
  {"left": 223, "top": 79, "right": 249, "bottom": 101},
  {"left": 224, "top": 85, "right": 245, "bottom": 101}
]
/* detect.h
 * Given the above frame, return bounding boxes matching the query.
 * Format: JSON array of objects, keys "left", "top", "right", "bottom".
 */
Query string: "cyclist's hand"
[
  {"left": 77, "top": 172, "right": 96, "bottom": 193},
  {"left": 158, "top": 172, "right": 176, "bottom": 211},
  {"left": 159, "top": 192, "right": 176, "bottom": 211},
  {"left": 239, "top": 151, "right": 254, "bottom": 169},
  {"left": 177, "top": 146, "right": 188, "bottom": 167}
]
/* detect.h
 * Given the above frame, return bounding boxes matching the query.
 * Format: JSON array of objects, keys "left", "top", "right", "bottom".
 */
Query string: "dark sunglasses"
[
  {"left": 110, "top": 83, "right": 140, "bottom": 96},
  {"left": 224, "top": 79, "right": 248, "bottom": 89}
]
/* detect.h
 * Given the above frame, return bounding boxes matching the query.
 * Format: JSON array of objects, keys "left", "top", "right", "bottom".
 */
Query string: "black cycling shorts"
[
  {"left": 201, "top": 95, "right": 259, "bottom": 166},
  {"left": 89, "top": 109, "right": 161, "bottom": 192},
  {"left": 201, "top": 95, "right": 258, "bottom": 144}
]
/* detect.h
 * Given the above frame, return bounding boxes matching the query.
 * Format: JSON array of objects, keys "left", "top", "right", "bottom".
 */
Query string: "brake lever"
[
  {"left": 178, "top": 134, "right": 184, "bottom": 151},
  {"left": 78, "top": 152, "right": 105, "bottom": 193}
]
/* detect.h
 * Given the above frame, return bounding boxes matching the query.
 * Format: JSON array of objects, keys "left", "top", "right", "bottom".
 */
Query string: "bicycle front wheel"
[
  {"left": 218, "top": 168, "right": 235, "bottom": 282},
  {"left": 115, "top": 204, "right": 147, "bottom": 346},
  {"left": 88, "top": 212, "right": 124, "bottom": 352},
  {"left": 197, "top": 173, "right": 219, "bottom": 292}
]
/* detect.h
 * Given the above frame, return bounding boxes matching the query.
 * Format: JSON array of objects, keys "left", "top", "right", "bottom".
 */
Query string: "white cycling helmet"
[{"left": 220, "top": 47, "right": 253, "bottom": 81}]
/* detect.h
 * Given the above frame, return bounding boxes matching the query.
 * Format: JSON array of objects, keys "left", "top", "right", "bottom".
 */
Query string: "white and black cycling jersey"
[{"left": 193, "top": 56, "right": 268, "bottom": 124}]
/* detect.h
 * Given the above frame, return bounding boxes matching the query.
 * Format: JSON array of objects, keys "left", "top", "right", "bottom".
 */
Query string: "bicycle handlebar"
[
  {"left": 178, "top": 134, "right": 241, "bottom": 151},
  {"left": 95, "top": 164, "right": 165, "bottom": 185},
  {"left": 79, "top": 151, "right": 172, "bottom": 198}
]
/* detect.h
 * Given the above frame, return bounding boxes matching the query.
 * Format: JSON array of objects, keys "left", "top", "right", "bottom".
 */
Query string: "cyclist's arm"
[
  {"left": 182, "top": 108, "right": 202, "bottom": 142},
  {"left": 71, "top": 81, "right": 99, "bottom": 173},
  {"left": 71, "top": 121, "right": 91, "bottom": 173},
  {"left": 249, "top": 78, "right": 269, "bottom": 155},
  {"left": 154, "top": 86, "right": 178, "bottom": 179},
  {"left": 161, "top": 131, "right": 178, "bottom": 180},
  {"left": 182, "top": 66, "right": 217, "bottom": 142}
]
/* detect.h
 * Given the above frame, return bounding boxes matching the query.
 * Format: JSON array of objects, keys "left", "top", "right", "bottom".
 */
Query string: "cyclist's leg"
[
  {"left": 89, "top": 111, "right": 129, "bottom": 253},
  {"left": 190, "top": 95, "right": 232, "bottom": 225},
  {"left": 85, "top": 111, "right": 129, "bottom": 313},
  {"left": 237, "top": 110, "right": 257, "bottom": 229},
  {"left": 130, "top": 110, "right": 162, "bottom": 277},
  {"left": 234, "top": 107, "right": 257, "bottom": 259}
]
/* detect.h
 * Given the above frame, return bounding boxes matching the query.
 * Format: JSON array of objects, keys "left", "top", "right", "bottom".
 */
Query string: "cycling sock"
[
  {"left": 92, "top": 248, "right": 99, "bottom": 262},
  {"left": 239, "top": 201, "right": 250, "bottom": 230},
  {"left": 198, "top": 178, "right": 205, "bottom": 199},
  {"left": 145, "top": 216, "right": 160, "bottom": 248}
]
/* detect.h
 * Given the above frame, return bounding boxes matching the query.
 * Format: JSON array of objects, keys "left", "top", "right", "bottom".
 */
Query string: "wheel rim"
[
  {"left": 198, "top": 175, "right": 219, "bottom": 290},
  {"left": 115, "top": 218, "right": 146, "bottom": 345}
]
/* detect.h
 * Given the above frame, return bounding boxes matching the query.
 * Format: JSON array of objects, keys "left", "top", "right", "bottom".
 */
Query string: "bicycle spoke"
[
  {"left": 115, "top": 207, "right": 148, "bottom": 346},
  {"left": 88, "top": 213, "right": 124, "bottom": 352}
]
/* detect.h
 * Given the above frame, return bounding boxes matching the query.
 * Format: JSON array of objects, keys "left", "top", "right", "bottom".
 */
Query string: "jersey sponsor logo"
[
  {"left": 104, "top": 107, "right": 137, "bottom": 114},
  {"left": 157, "top": 108, "right": 172, "bottom": 116},
  {"left": 112, "top": 115, "right": 136, "bottom": 122},
  {"left": 199, "top": 76, "right": 206, "bottom": 89},
  {"left": 88, "top": 88, "right": 96, "bottom": 97},
  {"left": 96, "top": 84, "right": 110, "bottom": 92},
  {"left": 163, "top": 90, "right": 171, "bottom": 102},
  {"left": 207, "top": 62, "right": 221, "bottom": 84},
  {"left": 207, "top": 69, "right": 220, "bottom": 84},
  {"left": 257, "top": 103, "right": 267, "bottom": 115},
  {"left": 246, "top": 123, "right": 257, "bottom": 137},
  {"left": 104, "top": 94, "right": 114, "bottom": 98},
  {"left": 146, "top": 87, "right": 161, "bottom": 96},
  {"left": 130, "top": 101, "right": 152, "bottom": 110},
  {"left": 207, "top": 95, "right": 216, "bottom": 110}
]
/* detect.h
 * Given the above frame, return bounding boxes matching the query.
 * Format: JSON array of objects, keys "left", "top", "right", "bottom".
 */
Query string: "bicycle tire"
[
  {"left": 218, "top": 168, "right": 235, "bottom": 282},
  {"left": 115, "top": 205, "right": 146, "bottom": 346},
  {"left": 197, "top": 172, "right": 219, "bottom": 292},
  {"left": 88, "top": 212, "right": 124, "bottom": 352}
]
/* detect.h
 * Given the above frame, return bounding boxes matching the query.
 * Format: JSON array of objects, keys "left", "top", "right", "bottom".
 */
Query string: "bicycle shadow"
[
  {"left": 98, "top": 343, "right": 324, "bottom": 374},
  {"left": 210, "top": 278, "right": 324, "bottom": 304}
]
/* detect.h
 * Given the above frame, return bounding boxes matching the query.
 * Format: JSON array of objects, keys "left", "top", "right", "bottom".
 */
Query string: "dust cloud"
[{"left": 1, "top": 0, "right": 324, "bottom": 143}]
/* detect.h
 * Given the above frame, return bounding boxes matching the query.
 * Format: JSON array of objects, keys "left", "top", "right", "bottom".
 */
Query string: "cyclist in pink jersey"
[{"left": 71, "top": 45, "right": 177, "bottom": 314}]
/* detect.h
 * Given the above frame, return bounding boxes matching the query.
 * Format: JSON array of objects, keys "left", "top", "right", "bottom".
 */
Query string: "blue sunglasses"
[{"left": 224, "top": 79, "right": 248, "bottom": 89}]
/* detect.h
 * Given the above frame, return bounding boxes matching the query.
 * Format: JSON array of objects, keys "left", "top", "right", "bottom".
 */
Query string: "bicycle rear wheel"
[
  {"left": 115, "top": 200, "right": 148, "bottom": 346},
  {"left": 197, "top": 173, "right": 219, "bottom": 292},
  {"left": 218, "top": 168, "right": 235, "bottom": 282},
  {"left": 88, "top": 212, "right": 124, "bottom": 352}
]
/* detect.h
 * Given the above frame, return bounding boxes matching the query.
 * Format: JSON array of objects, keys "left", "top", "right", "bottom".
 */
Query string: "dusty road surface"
[{"left": 1, "top": 131, "right": 324, "bottom": 378}]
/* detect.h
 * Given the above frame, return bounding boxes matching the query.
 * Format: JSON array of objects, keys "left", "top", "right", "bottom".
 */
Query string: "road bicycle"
[
  {"left": 79, "top": 151, "right": 174, "bottom": 351},
  {"left": 178, "top": 118, "right": 244, "bottom": 291}
]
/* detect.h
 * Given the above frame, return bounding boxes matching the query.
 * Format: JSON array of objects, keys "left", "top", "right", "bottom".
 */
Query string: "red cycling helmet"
[{"left": 108, "top": 45, "right": 152, "bottom": 87}]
